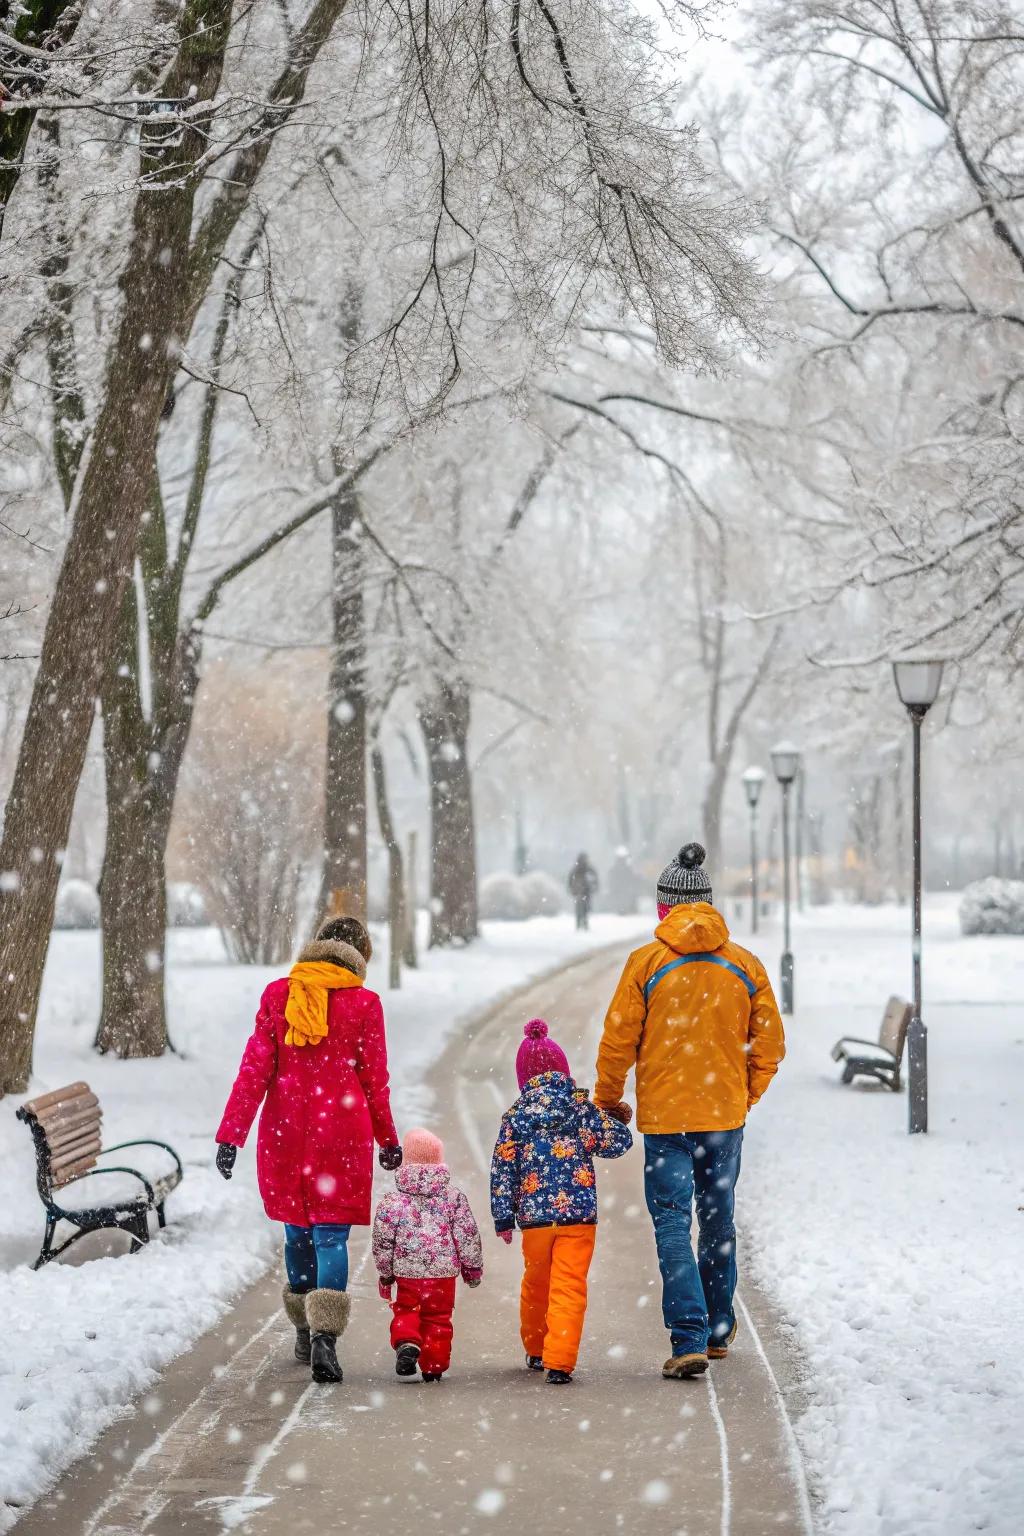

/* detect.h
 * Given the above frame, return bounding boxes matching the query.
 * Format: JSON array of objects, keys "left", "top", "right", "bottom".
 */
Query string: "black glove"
[
  {"left": 378, "top": 1144, "right": 403, "bottom": 1172},
  {"left": 216, "top": 1143, "right": 237, "bottom": 1180}
]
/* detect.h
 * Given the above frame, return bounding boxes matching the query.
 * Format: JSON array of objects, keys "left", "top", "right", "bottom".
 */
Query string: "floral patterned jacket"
[
  {"left": 372, "top": 1164, "right": 484, "bottom": 1282},
  {"left": 490, "top": 1071, "right": 633, "bottom": 1232}
]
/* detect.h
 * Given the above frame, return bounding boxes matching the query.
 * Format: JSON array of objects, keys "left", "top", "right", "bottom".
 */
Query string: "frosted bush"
[
  {"left": 54, "top": 879, "right": 100, "bottom": 929},
  {"left": 167, "top": 882, "right": 208, "bottom": 928},
  {"left": 959, "top": 878, "right": 1024, "bottom": 936},
  {"left": 520, "top": 870, "right": 563, "bottom": 917},
  {"left": 480, "top": 873, "right": 529, "bottom": 921}
]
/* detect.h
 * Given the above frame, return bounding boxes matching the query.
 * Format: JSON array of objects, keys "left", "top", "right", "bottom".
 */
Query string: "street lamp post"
[
  {"left": 770, "top": 742, "right": 801, "bottom": 1015},
  {"left": 741, "top": 767, "right": 766, "bottom": 934},
  {"left": 892, "top": 657, "right": 945, "bottom": 1135}
]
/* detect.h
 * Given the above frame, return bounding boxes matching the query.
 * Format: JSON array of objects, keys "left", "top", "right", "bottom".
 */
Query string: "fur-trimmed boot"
[
  {"left": 305, "top": 1288, "right": 351, "bottom": 1384},
  {"left": 283, "top": 1286, "right": 310, "bottom": 1364}
]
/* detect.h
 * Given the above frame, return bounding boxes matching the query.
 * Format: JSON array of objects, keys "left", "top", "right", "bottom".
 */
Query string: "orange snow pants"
[{"left": 520, "top": 1223, "right": 597, "bottom": 1372}]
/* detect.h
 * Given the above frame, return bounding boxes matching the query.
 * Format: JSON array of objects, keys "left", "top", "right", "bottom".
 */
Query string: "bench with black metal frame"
[
  {"left": 831, "top": 996, "right": 913, "bottom": 1091},
  {"left": 16, "top": 1081, "right": 183, "bottom": 1270}
]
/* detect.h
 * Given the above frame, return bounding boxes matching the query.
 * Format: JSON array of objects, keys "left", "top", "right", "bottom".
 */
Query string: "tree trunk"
[
  {"left": 318, "top": 484, "right": 367, "bottom": 922},
  {"left": 371, "top": 743, "right": 405, "bottom": 991},
  {"left": 0, "top": 4, "right": 232, "bottom": 1095},
  {"left": 94, "top": 583, "right": 175, "bottom": 1057},
  {"left": 403, "top": 829, "right": 419, "bottom": 969},
  {"left": 419, "top": 679, "right": 479, "bottom": 948}
]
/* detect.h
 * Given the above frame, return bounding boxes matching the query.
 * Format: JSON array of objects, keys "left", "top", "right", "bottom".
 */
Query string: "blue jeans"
[
  {"left": 283, "top": 1223, "right": 351, "bottom": 1293},
  {"left": 643, "top": 1131, "right": 743, "bottom": 1356}
]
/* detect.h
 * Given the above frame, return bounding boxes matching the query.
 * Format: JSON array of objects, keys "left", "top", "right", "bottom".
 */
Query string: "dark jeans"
[
  {"left": 283, "top": 1222, "right": 351, "bottom": 1293},
  {"left": 574, "top": 896, "right": 591, "bottom": 931},
  {"left": 643, "top": 1131, "right": 743, "bottom": 1356}
]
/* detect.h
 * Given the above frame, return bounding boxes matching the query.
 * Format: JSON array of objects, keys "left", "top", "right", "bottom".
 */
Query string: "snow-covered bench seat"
[
  {"left": 831, "top": 996, "right": 912, "bottom": 1092},
  {"left": 16, "top": 1081, "right": 183, "bottom": 1269}
]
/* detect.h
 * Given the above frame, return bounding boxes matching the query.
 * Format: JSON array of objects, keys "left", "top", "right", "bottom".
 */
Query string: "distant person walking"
[
  {"left": 593, "top": 842, "right": 785, "bottom": 1379},
  {"left": 567, "top": 852, "right": 599, "bottom": 931}
]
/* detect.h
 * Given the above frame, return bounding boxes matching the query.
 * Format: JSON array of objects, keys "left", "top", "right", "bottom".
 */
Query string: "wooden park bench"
[
  {"left": 16, "top": 1081, "right": 183, "bottom": 1269},
  {"left": 831, "top": 996, "right": 913, "bottom": 1091}
]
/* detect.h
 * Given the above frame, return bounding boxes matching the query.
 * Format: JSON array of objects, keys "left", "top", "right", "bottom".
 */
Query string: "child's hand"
[
  {"left": 497, "top": 1229, "right": 513, "bottom": 1245},
  {"left": 461, "top": 1267, "right": 483, "bottom": 1288},
  {"left": 378, "top": 1279, "right": 394, "bottom": 1300}
]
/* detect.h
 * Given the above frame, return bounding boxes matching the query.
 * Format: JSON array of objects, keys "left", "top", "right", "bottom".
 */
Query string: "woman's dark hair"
[{"left": 316, "top": 915, "right": 373, "bottom": 962}]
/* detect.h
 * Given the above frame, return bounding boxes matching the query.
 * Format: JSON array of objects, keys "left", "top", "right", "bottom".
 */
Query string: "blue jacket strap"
[{"left": 643, "top": 952, "right": 757, "bottom": 1003}]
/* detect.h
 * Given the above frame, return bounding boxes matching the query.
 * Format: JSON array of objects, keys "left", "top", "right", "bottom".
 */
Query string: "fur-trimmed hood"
[{"left": 295, "top": 937, "right": 367, "bottom": 980}]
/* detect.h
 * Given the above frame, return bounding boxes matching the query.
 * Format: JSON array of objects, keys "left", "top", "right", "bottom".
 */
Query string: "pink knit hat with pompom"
[
  {"left": 516, "top": 1019, "right": 571, "bottom": 1090},
  {"left": 402, "top": 1127, "right": 445, "bottom": 1165}
]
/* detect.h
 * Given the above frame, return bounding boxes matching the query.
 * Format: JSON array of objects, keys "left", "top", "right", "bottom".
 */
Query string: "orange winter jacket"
[{"left": 594, "top": 904, "right": 785, "bottom": 1134}]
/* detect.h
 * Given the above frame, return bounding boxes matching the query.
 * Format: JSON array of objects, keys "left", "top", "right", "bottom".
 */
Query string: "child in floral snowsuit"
[
  {"left": 372, "top": 1128, "right": 483, "bottom": 1381},
  {"left": 491, "top": 1019, "right": 632, "bottom": 1383}
]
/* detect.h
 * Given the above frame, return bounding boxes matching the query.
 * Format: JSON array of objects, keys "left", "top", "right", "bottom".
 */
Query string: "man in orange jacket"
[{"left": 594, "top": 841, "right": 785, "bottom": 1379}]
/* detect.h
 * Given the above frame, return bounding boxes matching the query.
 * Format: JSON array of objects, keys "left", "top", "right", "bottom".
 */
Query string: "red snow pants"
[{"left": 390, "top": 1277, "right": 458, "bottom": 1375}]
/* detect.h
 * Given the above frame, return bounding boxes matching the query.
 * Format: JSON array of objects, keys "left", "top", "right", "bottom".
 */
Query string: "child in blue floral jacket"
[{"left": 490, "top": 1019, "right": 632, "bottom": 1383}]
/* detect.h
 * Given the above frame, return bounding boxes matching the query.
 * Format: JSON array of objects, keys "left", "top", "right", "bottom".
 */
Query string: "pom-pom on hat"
[
  {"left": 657, "top": 841, "right": 713, "bottom": 913},
  {"left": 516, "top": 1018, "right": 571, "bottom": 1090},
  {"left": 402, "top": 1127, "right": 445, "bottom": 1165}
]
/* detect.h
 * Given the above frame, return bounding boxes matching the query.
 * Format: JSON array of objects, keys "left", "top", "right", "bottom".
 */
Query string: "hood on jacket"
[
  {"left": 508, "top": 1070, "right": 581, "bottom": 1138},
  {"left": 395, "top": 1163, "right": 452, "bottom": 1199},
  {"left": 294, "top": 937, "right": 367, "bottom": 979},
  {"left": 654, "top": 901, "right": 729, "bottom": 956}
]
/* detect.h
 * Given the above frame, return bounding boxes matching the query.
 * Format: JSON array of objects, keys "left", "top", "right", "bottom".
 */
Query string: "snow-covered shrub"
[
  {"left": 520, "top": 870, "right": 564, "bottom": 917},
  {"left": 959, "top": 878, "right": 1024, "bottom": 936},
  {"left": 54, "top": 879, "right": 100, "bottom": 929},
  {"left": 480, "top": 873, "right": 530, "bottom": 921},
  {"left": 167, "top": 882, "right": 208, "bottom": 928}
]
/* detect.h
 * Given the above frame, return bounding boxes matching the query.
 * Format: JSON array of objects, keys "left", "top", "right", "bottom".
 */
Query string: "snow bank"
[
  {"left": 0, "top": 913, "right": 646, "bottom": 1530},
  {"left": 959, "top": 876, "right": 1024, "bottom": 936},
  {"left": 741, "top": 896, "right": 1024, "bottom": 1536}
]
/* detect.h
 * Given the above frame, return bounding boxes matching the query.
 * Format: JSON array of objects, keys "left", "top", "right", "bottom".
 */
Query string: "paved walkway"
[{"left": 19, "top": 946, "right": 814, "bottom": 1535}]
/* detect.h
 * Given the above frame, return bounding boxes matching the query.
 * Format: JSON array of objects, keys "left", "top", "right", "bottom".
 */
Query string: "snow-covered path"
[{"left": 13, "top": 945, "right": 813, "bottom": 1536}]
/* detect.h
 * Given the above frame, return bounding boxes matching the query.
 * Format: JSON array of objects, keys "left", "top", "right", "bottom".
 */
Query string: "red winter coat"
[{"left": 216, "top": 964, "right": 398, "bottom": 1227}]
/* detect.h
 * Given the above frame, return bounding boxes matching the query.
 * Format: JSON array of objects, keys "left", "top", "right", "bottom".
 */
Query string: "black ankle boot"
[
  {"left": 395, "top": 1342, "right": 420, "bottom": 1376},
  {"left": 525, "top": 1354, "right": 543, "bottom": 1371},
  {"left": 294, "top": 1326, "right": 311, "bottom": 1364},
  {"left": 546, "top": 1368, "right": 572, "bottom": 1384},
  {"left": 311, "top": 1332, "right": 343, "bottom": 1383},
  {"left": 421, "top": 1371, "right": 442, "bottom": 1382}
]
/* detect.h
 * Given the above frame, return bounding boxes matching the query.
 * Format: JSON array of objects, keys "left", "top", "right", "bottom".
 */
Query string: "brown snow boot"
[
  {"left": 283, "top": 1286, "right": 311, "bottom": 1364},
  {"left": 306, "top": 1289, "right": 351, "bottom": 1384},
  {"left": 662, "top": 1352, "right": 709, "bottom": 1379},
  {"left": 707, "top": 1320, "right": 738, "bottom": 1361}
]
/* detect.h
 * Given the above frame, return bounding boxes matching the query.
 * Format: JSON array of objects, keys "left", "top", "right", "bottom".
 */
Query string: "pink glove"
[
  {"left": 498, "top": 1229, "right": 513, "bottom": 1246},
  {"left": 378, "top": 1279, "right": 393, "bottom": 1300},
  {"left": 461, "top": 1267, "right": 483, "bottom": 1288}
]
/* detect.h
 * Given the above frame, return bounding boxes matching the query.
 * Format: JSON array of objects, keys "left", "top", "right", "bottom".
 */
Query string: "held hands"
[
  {"left": 378, "top": 1144, "right": 403, "bottom": 1172},
  {"left": 378, "top": 1279, "right": 394, "bottom": 1301},
  {"left": 602, "top": 1101, "right": 633, "bottom": 1126},
  {"left": 216, "top": 1143, "right": 237, "bottom": 1180}
]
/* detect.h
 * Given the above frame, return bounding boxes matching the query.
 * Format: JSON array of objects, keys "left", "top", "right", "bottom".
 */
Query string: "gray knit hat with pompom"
[{"left": 656, "top": 842, "right": 712, "bottom": 910}]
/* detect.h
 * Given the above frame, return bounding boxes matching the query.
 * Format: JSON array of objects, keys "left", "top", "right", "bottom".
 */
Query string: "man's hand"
[
  {"left": 216, "top": 1143, "right": 237, "bottom": 1180},
  {"left": 378, "top": 1144, "right": 403, "bottom": 1171},
  {"left": 601, "top": 1101, "right": 633, "bottom": 1126}
]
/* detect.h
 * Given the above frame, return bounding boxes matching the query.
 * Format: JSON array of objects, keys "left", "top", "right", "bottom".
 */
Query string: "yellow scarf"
[{"left": 284, "top": 962, "right": 362, "bottom": 1048}]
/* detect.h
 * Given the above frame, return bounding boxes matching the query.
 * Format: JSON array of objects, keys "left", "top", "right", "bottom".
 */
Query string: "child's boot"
[
  {"left": 395, "top": 1342, "right": 421, "bottom": 1376},
  {"left": 283, "top": 1286, "right": 311, "bottom": 1364},
  {"left": 421, "top": 1371, "right": 442, "bottom": 1382},
  {"left": 306, "top": 1289, "right": 351, "bottom": 1384}
]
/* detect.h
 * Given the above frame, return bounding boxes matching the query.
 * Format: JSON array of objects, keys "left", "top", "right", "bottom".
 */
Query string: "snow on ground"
[
  {"left": 0, "top": 913, "right": 645, "bottom": 1531},
  {"left": 738, "top": 894, "right": 1024, "bottom": 1536}
]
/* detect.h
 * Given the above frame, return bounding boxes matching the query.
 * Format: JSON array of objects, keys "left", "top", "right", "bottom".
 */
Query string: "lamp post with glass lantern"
[
  {"left": 742, "top": 767, "right": 766, "bottom": 934},
  {"left": 770, "top": 742, "right": 801, "bottom": 1014},
  {"left": 892, "top": 657, "right": 945, "bottom": 1135}
]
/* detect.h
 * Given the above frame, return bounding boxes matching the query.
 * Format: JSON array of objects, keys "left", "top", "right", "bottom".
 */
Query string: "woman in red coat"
[{"left": 215, "top": 916, "right": 401, "bottom": 1384}]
